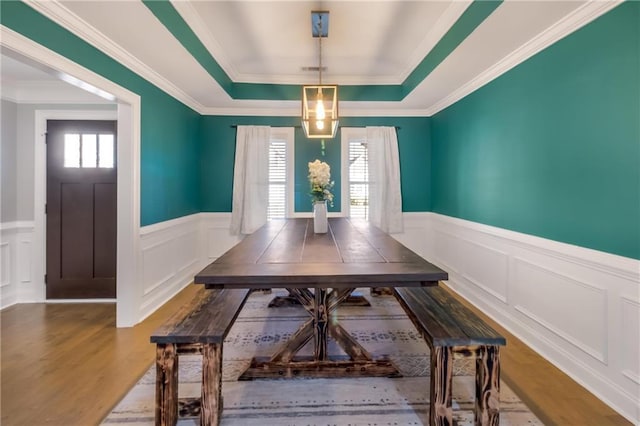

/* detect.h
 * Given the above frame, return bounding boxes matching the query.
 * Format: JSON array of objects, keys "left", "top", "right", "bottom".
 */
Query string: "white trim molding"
[{"left": 424, "top": 213, "right": 639, "bottom": 424}]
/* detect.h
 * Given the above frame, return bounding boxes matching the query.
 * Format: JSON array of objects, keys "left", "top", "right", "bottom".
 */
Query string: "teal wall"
[
  {"left": 199, "top": 116, "right": 431, "bottom": 213},
  {"left": 431, "top": 2, "right": 640, "bottom": 259},
  {"left": 1, "top": 1, "right": 201, "bottom": 226}
]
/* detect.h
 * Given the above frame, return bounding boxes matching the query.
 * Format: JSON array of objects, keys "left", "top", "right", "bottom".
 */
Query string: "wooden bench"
[
  {"left": 394, "top": 286, "right": 506, "bottom": 426},
  {"left": 150, "top": 287, "right": 250, "bottom": 426}
]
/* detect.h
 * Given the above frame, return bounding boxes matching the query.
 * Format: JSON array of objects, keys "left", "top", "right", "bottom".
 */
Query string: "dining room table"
[{"left": 194, "top": 217, "right": 448, "bottom": 379}]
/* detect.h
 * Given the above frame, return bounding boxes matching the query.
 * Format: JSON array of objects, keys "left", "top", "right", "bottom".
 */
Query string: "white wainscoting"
[
  {"left": 200, "top": 213, "right": 243, "bottom": 264},
  {"left": 138, "top": 214, "right": 202, "bottom": 321},
  {"left": 0, "top": 222, "right": 36, "bottom": 309},
  {"left": 137, "top": 213, "right": 242, "bottom": 322},
  {"left": 424, "top": 213, "right": 640, "bottom": 424}
]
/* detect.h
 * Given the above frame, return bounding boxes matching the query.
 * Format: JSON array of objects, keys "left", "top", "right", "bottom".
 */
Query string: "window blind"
[
  {"left": 349, "top": 139, "right": 369, "bottom": 219},
  {"left": 268, "top": 138, "right": 287, "bottom": 219}
]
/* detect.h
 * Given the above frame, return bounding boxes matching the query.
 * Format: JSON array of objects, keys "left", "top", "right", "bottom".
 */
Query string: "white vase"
[{"left": 313, "top": 200, "right": 328, "bottom": 234}]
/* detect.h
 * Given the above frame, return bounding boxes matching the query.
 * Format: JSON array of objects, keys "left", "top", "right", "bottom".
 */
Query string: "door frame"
[
  {"left": 39, "top": 112, "right": 118, "bottom": 300},
  {"left": 3, "top": 25, "right": 142, "bottom": 327}
]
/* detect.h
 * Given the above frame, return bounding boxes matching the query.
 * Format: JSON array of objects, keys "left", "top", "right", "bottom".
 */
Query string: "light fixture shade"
[{"left": 302, "top": 85, "right": 339, "bottom": 138}]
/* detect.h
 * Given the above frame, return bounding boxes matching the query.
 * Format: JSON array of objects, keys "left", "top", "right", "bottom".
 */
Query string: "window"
[
  {"left": 267, "top": 128, "right": 294, "bottom": 220},
  {"left": 341, "top": 128, "right": 369, "bottom": 219},
  {"left": 64, "top": 132, "right": 115, "bottom": 168}
]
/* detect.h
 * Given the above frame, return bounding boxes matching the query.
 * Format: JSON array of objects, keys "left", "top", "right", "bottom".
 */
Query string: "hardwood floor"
[{"left": 0, "top": 284, "right": 632, "bottom": 426}]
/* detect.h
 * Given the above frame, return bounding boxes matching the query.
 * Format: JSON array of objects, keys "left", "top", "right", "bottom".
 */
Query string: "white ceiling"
[{"left": 1, "top": 0, "right": 622, "bottom": 115}]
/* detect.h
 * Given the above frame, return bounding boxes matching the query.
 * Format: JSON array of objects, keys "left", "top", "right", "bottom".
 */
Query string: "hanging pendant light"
[{"left": 302, "top": 11, "right": 338, "bottom": 139}]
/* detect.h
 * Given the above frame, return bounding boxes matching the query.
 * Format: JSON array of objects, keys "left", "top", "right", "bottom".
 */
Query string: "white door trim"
[{"left": 35, "top": 109, "right": 118, "bottom": 302}]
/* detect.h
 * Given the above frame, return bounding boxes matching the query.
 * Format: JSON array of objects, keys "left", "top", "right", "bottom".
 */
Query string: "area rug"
[{"left": 103, "top": 289, "right": 544, "bottom": 425}]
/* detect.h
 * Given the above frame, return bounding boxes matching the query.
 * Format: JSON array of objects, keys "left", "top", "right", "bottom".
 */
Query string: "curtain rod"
[
  {"left": 229, "top": 125, "right": 401, "bottom": 130},
  {"left": 229, "top": 125, "right": 301, "bottom": 129}
]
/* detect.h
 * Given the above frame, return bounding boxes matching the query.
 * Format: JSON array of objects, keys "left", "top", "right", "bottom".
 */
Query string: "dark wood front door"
[{"left": 46, "top": 120, "right": 117, "bottom": 299}]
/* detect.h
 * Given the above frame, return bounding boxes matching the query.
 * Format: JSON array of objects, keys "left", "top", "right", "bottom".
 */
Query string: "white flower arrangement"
[{"left": 308, "top": 159, "right": 334, "bottom": 206}]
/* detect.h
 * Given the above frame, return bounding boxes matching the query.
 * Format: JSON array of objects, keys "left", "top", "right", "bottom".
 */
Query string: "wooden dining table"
[{"left": 194, "top": 217, "right": 448, "bottom": 379}]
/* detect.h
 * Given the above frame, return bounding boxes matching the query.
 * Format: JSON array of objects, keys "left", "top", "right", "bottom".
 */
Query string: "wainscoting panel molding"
[
  {"left": 620, "top": 296, "right": 640, "bottom": 386},
  {"left": 138, "top": 214, "right": 203, "bottom": 321},
  {"left": 0, "top": 222, "right": 35, "bottom": 309},
  {"left": 1, "top": 242, "right": 11, "bottom": 291},
  {"left": 137, "top": 213, "right": 241, "bottom": 322},
  {"left": 426, "top": 213, "right": 640, "bottom": 424},
  {"left": 201, "top": 213, "right": 242, "bottom": 264},
  {"left": 512, "top": 257, "right": 608, "bottom": 363}
]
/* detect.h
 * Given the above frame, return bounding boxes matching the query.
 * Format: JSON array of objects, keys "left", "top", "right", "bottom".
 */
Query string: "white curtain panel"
[
  {"left": 230, "top": 126, "right": 271, "bottom": 235},
  {"left": 366, "top": 126, "right": 404, "bottom": 234}
]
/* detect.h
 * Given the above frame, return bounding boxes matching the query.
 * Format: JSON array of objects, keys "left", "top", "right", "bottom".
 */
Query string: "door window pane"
[
  {"left": 82, "top": 134, "right": 97, "bottom": 168},
  {"left": 98, "top": 134, "right": 114, "bottom": 168},
  {"left": 64, "top": 134, "right": 80, "bottom": 168}
]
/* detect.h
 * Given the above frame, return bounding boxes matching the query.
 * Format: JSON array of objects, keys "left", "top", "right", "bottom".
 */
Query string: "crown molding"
[
  {"left": 424, "top": 0, "right": 623, "bottom": 116},
  {"left": 22, "top": 0, "right": 206, "bottom": 113},
  {"left": 170, "top": 0, "right": 240, "bottom": 83},
  {"left": 201, "top": 106, "right": 299, "bottom": 117},
  {"left": 341, "top": 108, "right": 430, "bottom": 118},
  {"left": 201, "top": 104, "right": 429, "bottom": 117},
  {"left": 398, "top": 0, "right": 472, "bottom": 84}
]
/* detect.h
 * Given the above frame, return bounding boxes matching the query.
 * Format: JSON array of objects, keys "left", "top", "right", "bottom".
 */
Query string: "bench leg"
[
  {"left": 430, "top": 346, "right": 453, "bottom": 426},
  {"left": 201, "top": 343, "right": 223, "bottom": 426},
  {"left": 475, "top": 346, "right": 500, "bottom": 426},
  {"left": 155, "top": 343, "right": 179, "bottom": 426}
]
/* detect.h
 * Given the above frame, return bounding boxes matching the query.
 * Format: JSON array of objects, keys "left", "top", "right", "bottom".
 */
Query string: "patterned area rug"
[{"left": 103, "top": 289, "right": 544, "bottom": 425}]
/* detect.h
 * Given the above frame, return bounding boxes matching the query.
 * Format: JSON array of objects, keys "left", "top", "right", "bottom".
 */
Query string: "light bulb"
[
  {"left": 316, "top": 98, "right": 325, "bottom": 120},
  {"left": 316, "top": 120, "right": 325, "bottom": 130}
]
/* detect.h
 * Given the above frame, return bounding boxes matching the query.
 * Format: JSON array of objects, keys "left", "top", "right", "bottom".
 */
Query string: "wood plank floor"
[{"left": 0, "top": 284, "right": 632, "bottom": 426}]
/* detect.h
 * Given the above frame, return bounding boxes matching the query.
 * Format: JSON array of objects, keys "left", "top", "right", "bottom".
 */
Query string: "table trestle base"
[
  {"left": 239, "top": 357, "right": 401, "bottom": 380},
  {"left": 268, "top": 294, "right": 371, "bottom": 307}
]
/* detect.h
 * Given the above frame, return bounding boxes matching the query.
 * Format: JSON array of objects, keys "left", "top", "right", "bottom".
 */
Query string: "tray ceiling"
[{"left": 2, "top": 0, "right": 622, "bottom": 115}]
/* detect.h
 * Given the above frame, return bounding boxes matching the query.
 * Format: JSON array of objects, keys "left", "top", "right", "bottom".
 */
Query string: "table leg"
[
  {"left": 239, "top": 287, "right": 400, "bottom": 380},
  {"left": 269, "top": 318, "right": 314, "bottom": 363},
  {"left": 328, "top": 322, "right": 371, "bottom": 362},
  {"left": 314, "top": 288, "right": 329, "bottom": 361},
  {"left": 268, "top": 289, "right": 371, "bottom": 307}
]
